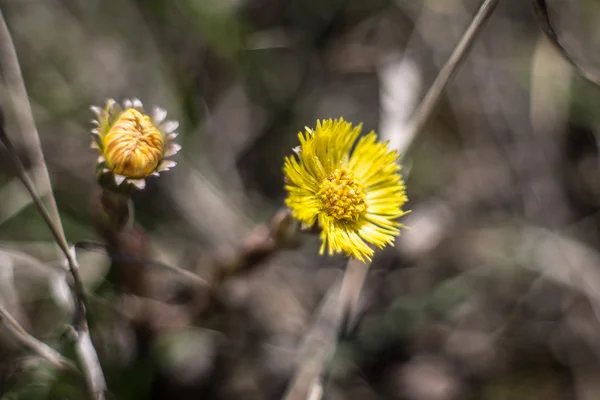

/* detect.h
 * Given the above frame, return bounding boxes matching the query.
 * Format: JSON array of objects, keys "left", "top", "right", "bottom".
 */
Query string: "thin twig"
[
  {"left": 0, "top": 11, "right": 107, "bottom": 400},
  {"left": 0, "top": 305, "right": 76, "bottom": 371},
  {"left": 400, "top": 0, "right": 499, "bottom": 161},
  {"left": 74, "top": 240, "right": 209, "bottom": 287}
]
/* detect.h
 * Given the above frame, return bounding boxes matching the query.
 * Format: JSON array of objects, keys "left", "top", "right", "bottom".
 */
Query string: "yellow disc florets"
[
  {"left": 318, "top": 168, "right": 367, "bottom": 221},
  {"left": 103, "top": 109, "right": 164, "bottom": 178},
  {"left": 90, "top": 98, "right": 181, "bottom": 190}
]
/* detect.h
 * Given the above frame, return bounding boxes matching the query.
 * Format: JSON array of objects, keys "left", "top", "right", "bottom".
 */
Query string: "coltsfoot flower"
[
  {"left": 90, "top": 98, "right": 181, "bottom": 190},
  {"left": 284, "top": 118, "right": 408, "bottom": 262}
]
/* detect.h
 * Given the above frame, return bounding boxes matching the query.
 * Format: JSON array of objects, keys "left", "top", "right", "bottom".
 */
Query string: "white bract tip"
[
  {"left": 90, "top": 106, "right": 102, "bottom": 117},
  {"left": 129, "top": 179, "right": 146, "bottom": 190},
  {"left": 163, "top": 120, "right": 179, "bottom": 134},
  {"left": 114, "top": 174, "right": 127, "bottom": 186},
  {"left": 157, "top": 160, "right": 177, "bottom": 172},
  {"left": 153, "top": 107, "right": 167, "bottom": 124},
  {"left": 132, "top": 98, "right": 143, "bottom": 110},
  {"left": 165, "top": 143, "right": 182, "bottom": 157}
]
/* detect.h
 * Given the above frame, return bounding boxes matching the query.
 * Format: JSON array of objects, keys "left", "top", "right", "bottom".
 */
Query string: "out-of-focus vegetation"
[{"left": 2, "top": 0, "right": 600, "bottom": 399}]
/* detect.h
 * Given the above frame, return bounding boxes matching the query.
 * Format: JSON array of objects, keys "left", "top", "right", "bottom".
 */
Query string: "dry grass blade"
[
  {"left": 0, "top": 8, "right": 63, "bottom": 239},
  {"left": 0, "top": 168, "right": 53, "bottom": 227},
  {"left": 0, "top": 305, "right": 76, "bottom": 371},
  {"left": 0, "top": 10, "right": 107, "bottom": 400},
  {"left": 0, "top": 151, "right": 108, "bottom": 397},
  {"left": 0, "top": 131, "right": 88, "bottom": 325}
]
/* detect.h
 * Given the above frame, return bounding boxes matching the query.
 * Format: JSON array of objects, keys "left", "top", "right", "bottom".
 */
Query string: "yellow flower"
[
  {"left": 90, "top": 98, "right": 181, "bottom": 190},
  {"left": 284, "top": 118, "right": 408, "bottom": 262}
]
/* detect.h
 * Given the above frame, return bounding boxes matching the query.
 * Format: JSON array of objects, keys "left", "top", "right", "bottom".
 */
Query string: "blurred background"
[{"left": 2, "top": 0, "right": 600, "bottom": 399}]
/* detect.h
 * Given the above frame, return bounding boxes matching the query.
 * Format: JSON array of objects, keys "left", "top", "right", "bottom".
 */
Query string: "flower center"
[
  {"left": 319, "top": 168, "right": 367, "bottom": 221},
  {"left": 103, "top": 109, "right": 164, "bottom": 178}
]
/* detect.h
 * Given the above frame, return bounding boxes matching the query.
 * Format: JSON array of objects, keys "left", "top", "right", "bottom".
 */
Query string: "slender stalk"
[{"left": 282, "top": 260, "right": 371, "bottom": 400}]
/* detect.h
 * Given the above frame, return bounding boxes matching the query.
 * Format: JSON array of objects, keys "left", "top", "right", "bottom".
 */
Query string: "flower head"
[
  {"left": 90, "top": 98, "right": 181, "bottom": 190},
  {"left": 284, "top": 118, "right": 408, "bottom": 262}
]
